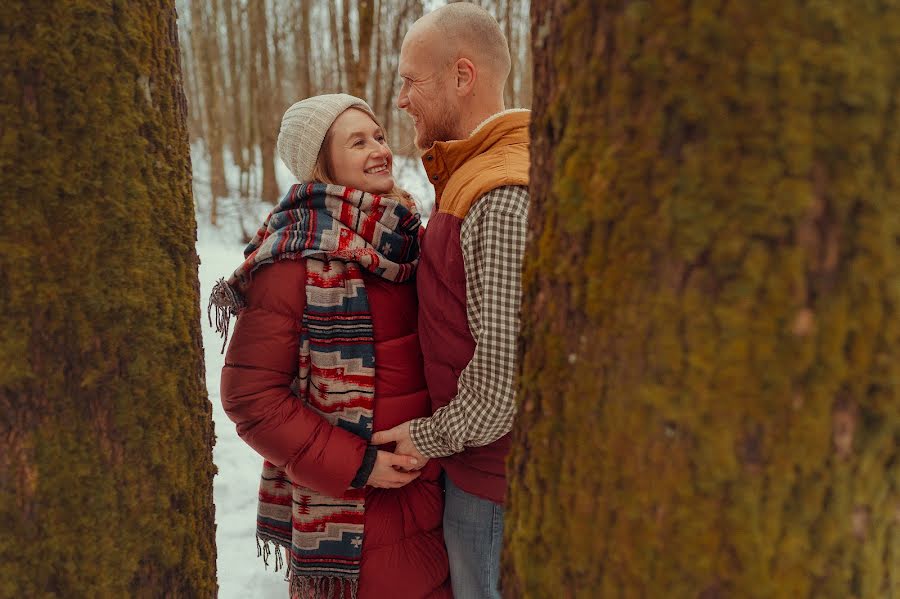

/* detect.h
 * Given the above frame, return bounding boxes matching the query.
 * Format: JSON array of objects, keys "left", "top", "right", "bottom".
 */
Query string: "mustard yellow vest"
[{"left": 422, "top": 110, "right": 530, "bottom": 219}]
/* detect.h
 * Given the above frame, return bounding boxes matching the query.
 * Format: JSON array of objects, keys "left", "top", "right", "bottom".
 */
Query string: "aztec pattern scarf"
[{"left": 209, "top": 182, "right": 420, "bottom": 598}]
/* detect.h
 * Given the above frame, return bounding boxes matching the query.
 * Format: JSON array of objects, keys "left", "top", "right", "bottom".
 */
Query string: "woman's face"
[{"left": 325, "top": 108, "right": 395, "bottom": 195}]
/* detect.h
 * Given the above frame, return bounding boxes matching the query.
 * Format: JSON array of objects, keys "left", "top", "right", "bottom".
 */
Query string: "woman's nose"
[{"left": 371, "top": 143, "right": 391, "bottom": 160}]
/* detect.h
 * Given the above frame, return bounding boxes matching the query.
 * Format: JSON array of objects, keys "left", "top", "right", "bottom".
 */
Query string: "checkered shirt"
[{"left": 409, "top": 185, "right": 529, "bottom": 458}]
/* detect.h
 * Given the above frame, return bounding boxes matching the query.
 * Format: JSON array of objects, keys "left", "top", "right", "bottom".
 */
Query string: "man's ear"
[{"left": 454, "top": 58, "right": 477, "bottom": 96}]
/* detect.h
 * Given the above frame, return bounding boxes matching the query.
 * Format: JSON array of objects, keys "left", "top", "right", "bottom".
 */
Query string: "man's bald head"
[
  {"left": 397, "top": 3, "right": 512, "bottom": 147},
  {"left": 409, "top": 3, "right": 511, "bottom": 91}
]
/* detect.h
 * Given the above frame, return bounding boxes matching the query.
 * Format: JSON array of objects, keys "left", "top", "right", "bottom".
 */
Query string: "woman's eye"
[{"left": 376, "top": 135, "right": 385, "bottom": 143}]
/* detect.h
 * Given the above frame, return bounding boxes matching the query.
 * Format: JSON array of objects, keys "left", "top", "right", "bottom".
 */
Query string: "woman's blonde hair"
[{"left": 311, "top": 108, "right": 415, "bottom": 209}]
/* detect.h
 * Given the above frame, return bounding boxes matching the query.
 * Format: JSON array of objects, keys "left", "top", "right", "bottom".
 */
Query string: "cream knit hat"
[{"left": 276, "top": 94, "right": 377, "bottom": 182}]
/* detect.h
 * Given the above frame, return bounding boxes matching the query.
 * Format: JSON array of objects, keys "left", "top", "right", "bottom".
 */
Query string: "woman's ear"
[{"left": 454, "top": 58, "right": 477, "bottom": 96}]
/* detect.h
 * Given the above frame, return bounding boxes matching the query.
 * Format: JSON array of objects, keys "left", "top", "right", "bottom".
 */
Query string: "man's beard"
[{"left": 415, "top": 102, "right": 462, "bottom": 150}]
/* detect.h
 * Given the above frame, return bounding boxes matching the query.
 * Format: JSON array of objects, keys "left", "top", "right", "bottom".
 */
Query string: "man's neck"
[{"left": 460, "top": 101, "right": 506, "bottom": 139}]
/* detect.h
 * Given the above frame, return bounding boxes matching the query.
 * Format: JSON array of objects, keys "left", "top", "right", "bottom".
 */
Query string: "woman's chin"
[{"left": 363, "top": 176, "right": 395, "bottom": 196}]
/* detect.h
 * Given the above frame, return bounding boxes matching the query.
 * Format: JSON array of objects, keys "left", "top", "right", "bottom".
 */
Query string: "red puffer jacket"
[{"left": 221, "top": 259, "right": 451, "bottom": 599}]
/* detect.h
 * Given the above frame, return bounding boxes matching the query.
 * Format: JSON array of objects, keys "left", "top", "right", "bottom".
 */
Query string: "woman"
[{"left": 211, "top": 94, "right": 451, "bottom": 599}]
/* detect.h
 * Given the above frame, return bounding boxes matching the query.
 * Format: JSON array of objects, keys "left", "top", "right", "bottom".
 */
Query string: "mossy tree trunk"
[
  {"left": 504, "top": 2, "right": 900, "bottom": 598},
  {"left": 0, "top": 2, "right": 216, "bottom": 597}
]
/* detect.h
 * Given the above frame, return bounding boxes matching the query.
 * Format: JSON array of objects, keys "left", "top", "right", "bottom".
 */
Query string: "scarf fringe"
[
  {"left": 256, "top": 535, "right": 287, "bottom": 573},
  {"left": 207, "top": 277, "right": 245, "bottom": 353},
  {"left": 290, "top": 574, "right": 358, "bottom": 599}
]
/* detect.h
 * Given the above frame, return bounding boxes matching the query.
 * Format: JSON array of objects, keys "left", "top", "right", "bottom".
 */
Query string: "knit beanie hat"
[{"left": 277, "top": 93, "right": 377, "bottom": 182}]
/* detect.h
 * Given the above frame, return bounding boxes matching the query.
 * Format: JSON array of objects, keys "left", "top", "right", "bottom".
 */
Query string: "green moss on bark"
[
  {"left": 0, "top": 1, "right": 216, "bottom": 596},
  {"left": 505, "top": 1, "right": 900, "bottom": 597}
]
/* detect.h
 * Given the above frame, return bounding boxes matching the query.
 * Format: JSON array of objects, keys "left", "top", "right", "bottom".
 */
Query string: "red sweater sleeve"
[{"left": 220, "top": 259, "right": 367, "bottom": 497}]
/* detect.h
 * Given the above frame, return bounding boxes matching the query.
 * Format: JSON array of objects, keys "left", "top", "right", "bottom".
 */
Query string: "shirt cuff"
[
  {"left": 350, "top": 445, "right": 378, "bottom": 488},
  {"left": 409, "top": 416, "right": 452, "bottom": 459}
]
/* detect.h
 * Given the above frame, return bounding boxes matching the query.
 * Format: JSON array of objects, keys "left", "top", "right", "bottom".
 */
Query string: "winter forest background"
[
  {"left": 179, "top": 0, "right": 531, "bottom": 231},
  {"left": 4, "top": 0, "right": 898, "bottom": 596},
  {"left": 180, "top": 0, "right": 530, "bottom": 595}
]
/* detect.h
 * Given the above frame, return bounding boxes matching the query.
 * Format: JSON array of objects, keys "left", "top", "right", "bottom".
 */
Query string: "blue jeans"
[{"left": 443, "top": 474, "right": 504, "bottom": 599}]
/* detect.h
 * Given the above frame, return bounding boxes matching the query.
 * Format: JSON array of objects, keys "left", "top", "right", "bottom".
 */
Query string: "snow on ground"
[
  {"left": 193, "top": 145, "right": 431, "bottom": 597},
  {"left": 199, "top": 226, "right": 287, "bottom": 598}
]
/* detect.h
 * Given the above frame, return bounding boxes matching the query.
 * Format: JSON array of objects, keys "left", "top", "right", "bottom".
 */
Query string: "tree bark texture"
[
  {"left": 0, "top": 1, "right": 217, "bottom": 596},
  {"left": 504, "top": 2, "right": 900, "bottom": 598}
]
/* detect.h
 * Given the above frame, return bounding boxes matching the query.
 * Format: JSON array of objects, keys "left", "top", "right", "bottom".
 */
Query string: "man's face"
[{"left": 397, "top": 29, "right": 462, "bottom": 151}]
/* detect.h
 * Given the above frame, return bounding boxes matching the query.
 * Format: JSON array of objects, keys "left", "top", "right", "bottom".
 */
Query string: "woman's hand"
[
  {"left": 371, "top": 421, "right": 428, "bottom": 471},
  {"left": 366, "top": 450, "right": 422, "bottom": 488}
]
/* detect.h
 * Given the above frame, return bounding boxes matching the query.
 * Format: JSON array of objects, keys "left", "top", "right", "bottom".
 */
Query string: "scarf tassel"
[
  {"left": 207, "top": 277, "right": 245, "bottom": 353},
  {"left": 257, "top": 536, "right": 287, "bottom": 573},
  {"left": 257, "top": 536, "right": 360, "bottom": 597}
]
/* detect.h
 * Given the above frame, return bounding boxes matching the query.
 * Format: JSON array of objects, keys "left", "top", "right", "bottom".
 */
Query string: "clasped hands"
[{"left": 365, "top": 421, "right": 429, "bottom": 489}]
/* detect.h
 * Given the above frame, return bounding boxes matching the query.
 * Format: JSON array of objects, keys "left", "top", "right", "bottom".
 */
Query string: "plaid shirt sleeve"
[{"left": 409, "top": 185, "right": 529, "bottom": 458}]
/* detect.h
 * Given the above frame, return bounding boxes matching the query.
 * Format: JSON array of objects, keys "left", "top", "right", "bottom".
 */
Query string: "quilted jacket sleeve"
[{"left": 220, "top": 259, "right": 368, "bottom": 497}]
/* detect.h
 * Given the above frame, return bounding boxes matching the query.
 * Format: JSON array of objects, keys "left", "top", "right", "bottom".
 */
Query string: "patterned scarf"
[{"left": 209, "top": 182, "right": 421, "bottom": 598}]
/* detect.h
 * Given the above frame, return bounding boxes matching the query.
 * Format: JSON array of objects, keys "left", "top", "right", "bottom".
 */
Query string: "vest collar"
[{"left": 421, "top": 110, "right": 530, "bottom": 200}]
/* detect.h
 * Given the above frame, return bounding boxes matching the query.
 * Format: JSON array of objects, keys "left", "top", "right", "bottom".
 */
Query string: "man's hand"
[
  {"left": 372, "top": 421, "right": 428, "bottom": 470},
  {"left": 366, "top": 451, "right": 421, "bottom": 488}
]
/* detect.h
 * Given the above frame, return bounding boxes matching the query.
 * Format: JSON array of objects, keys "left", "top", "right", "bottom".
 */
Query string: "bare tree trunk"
[
  {"left": 180, "top": 19, "right": 204, "bottom": 143},
  {"left": 1, "top": 1, "right": 217, "bottom": 595},
  {"left": 503, "top": 1, "right": 900, "bottom": 597},
  {"left": 292, "top": 0, "right": 313, "bottom": 100},
  {"left": 208, "top": 0, "right": 230, "bottom": 224},
  {"left": 382, "top": 0, "right": 407, "bottom": 139},
  {"left": 244, "top": 0, "right": 257, "bottom": 198},
  {"left": 503, "top": 0, "right": 515, "bottom": 107},
  {"left": 520, "top": 12, "right": 532, "bottom": 109},
  {"left": 353, "top": 0, "right": 375, "bottom": 99},
  {"left": 190, "top": 0, "right": 228, "bottom": 221},
  {"left": 224, "top": 0, "right": 246, "bottom": 171},
  {"left": 250, "top": 0, "right": 279, "bottom": 201},
  {"left": 384, "top": 0, "right": 424, "bottom": 152},
  {"left": 270, "top": 0, "right": 286, "bottom": 113},
  {"left": 341, "top": 0, "right": 357, "bottom": 97},
  {"left": 329, "top": 1, "right": 344, "bottom": 90},
  {"left": 371, "top": 0, "right": 384, "bottom": 116}
]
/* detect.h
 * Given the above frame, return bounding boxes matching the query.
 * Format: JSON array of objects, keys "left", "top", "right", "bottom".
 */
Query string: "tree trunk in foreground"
[
  {"left": 504, "top": 2, "right": 900, "bottom": 597},
  {"left": 0, "top": 1, "right": 217, "bottom": 596}
]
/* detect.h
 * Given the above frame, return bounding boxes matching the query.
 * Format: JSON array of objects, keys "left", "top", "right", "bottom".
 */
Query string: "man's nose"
[{"left": 397, "top": 88, "right": 408, "bottom": 110}]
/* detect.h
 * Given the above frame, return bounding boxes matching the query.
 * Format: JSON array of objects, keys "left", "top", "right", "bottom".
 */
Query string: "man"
[{"left": 371, "top": 4, "right": 529, "bottom": 598}]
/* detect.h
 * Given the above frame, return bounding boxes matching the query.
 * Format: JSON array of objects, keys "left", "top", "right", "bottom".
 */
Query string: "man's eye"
[{"left": 353, "top": 139, "right": 364, "bottom": 147}]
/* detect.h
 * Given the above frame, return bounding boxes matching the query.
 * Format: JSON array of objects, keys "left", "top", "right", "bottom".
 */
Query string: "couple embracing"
[{"left": 211, "top": 4, "right": 529, "bottom": 598}]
